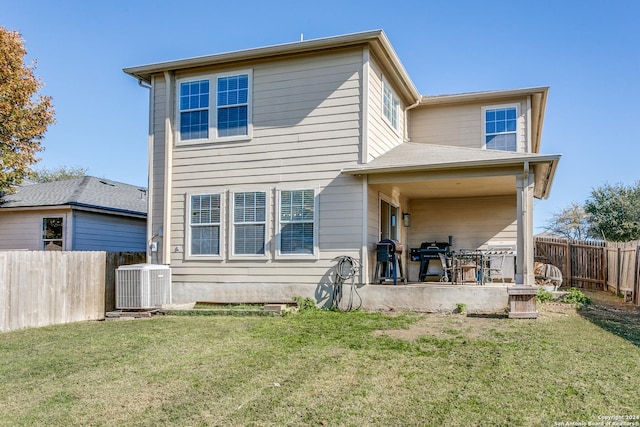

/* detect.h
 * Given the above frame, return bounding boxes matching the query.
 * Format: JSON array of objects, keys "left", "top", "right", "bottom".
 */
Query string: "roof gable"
[{"left": 123, "top": 29, "right": 420, "bottom": 105}]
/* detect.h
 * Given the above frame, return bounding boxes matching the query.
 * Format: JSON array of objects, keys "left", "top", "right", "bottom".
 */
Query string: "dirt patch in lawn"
[{"left": 375, "top": 289, "right": 639, "bottom": 344}]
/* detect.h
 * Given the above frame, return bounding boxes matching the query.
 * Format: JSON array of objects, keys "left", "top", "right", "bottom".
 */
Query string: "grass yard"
[{"left": 0, "top": 291, "right": 639, "bottom": 427}]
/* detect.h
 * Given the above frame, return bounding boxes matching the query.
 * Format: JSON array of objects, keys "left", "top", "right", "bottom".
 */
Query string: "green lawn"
[{"left": 0, "top": 291, "right": 638, "bottom": 427}]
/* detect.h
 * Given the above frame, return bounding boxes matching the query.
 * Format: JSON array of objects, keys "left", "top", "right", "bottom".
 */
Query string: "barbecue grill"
[{"left": 411, "top": 236, "right": 453, "bottom": 281}]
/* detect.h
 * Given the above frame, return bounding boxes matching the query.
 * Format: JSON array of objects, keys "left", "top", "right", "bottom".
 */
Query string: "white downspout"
[
  {"left": 360, "top": 47, "right": 370, "bottom": 283},
  {"left": 403, "top": 97, "right": 421, "bottom": 143},
  {"left": 163, "top": 71, "right": 174, "bottom": 265},
  {"left": 140, "top": 77, "right": 154, "bottom": 263}
]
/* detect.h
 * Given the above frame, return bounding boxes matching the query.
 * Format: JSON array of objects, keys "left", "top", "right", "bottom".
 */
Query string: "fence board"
[
  {"left": 535, "top": 237, "right": 639, "bottom": 305},
  {"left": 1, "top": 251, "right": 146, "bottom": 333},
  {"left": 105, "top": 252, "right": 147, "bottom": 312}
]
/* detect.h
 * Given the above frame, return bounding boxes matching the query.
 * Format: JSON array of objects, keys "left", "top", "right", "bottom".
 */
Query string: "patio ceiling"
[{"left": 379, "top": 175, "right": 516, "bottom": 199}]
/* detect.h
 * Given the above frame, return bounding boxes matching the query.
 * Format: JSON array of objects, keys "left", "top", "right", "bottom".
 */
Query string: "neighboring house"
[
  {"left": 123, "top": 30, "right": 560, "bottom": 305},
  {"left": 0, "top": 176, "right": 147, "bottom": 252}
]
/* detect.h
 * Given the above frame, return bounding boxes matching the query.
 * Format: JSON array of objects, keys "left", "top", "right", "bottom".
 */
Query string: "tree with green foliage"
[
  {"left": 543, "top": 202, "right": 591, "bottom": 240},
  {"left": 585, "top": 182, "right": 640, "bottom": 242},
  {"left": 29, "top": 165, "right": 88, "bottom": 183},
  {"left": 0, "top": 27, "right": 55, "bottom": 194}
]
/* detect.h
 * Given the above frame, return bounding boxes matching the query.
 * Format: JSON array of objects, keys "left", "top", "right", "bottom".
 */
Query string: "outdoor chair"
[{"left": 484, "top": 251, "right": 506, "bottom": 284}]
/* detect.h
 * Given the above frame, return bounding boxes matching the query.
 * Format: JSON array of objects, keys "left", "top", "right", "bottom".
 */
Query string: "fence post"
[
  {"left": 616, "top": 247, "right": 621, "bottom": 295},
  {"left": 567, "top": 240, "right": 573, "bottom": 288}
]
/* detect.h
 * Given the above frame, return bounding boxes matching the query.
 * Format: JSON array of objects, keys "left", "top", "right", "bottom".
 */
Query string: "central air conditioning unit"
[{"left": 115, "top": 264, "right": 171, "bottom": 309}]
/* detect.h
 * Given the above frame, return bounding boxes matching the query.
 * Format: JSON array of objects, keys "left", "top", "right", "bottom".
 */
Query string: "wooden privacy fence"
[
  {"left": 0, "top": 251, "right": 146, "bottom": 333},
  {"left": 534, "top": 237, "right": 639, "bottom": 305}
]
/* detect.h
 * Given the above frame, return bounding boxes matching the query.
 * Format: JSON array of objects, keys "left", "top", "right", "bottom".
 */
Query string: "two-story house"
[{"left": 123, "top": 30, "right": 560, "bottom": 311}]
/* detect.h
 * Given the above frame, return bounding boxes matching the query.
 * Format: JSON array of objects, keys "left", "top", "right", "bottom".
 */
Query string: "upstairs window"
[
  {"left": 382, "top": 80, "right": 400, "bottom": 131},
  {"left": 179, "top": 80, "right": 210, "bottom": 140},
  {"left": 189, "top": 194, "right": 221, "bottom": 256},
  {"left": 279, "top": 189, "right": 315, "bottom": 256},
  {"left": 484, "top": 106, "right": 517, "bottom": 151},
  {"left": 217, "top": 74, "right": 249, "bottom": 138},
  {"left": 178, "top": 71, "right": 251, "bottom": 142},
  {"left": 232, "top": 191, "right": 267, "bottom": 256}
]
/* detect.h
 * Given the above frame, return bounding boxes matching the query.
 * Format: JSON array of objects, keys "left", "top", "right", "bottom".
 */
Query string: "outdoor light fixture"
[{"left": 402, "top": 212, "right": 411, "bottom": 227}]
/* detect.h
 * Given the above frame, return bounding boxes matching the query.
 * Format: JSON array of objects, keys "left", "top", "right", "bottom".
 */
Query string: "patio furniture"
[
  {"left": 454, "top": 250, "right": 484, "bottom": 285},
  {"left": 483, "top": 250, "right": 507, "bottom": 284}
]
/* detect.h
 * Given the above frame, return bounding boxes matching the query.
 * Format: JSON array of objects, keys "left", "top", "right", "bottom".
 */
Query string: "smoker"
[
  {"left": 410, "top": 236, "right": 453, "bottom": 282},
  {"left": 374, "top": 239, "right": 406, "bottom": 285}
]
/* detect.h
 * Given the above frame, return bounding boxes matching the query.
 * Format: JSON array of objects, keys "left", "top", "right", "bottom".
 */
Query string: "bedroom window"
[
  {"left": 217, "top": 74, "right": 249, "bottom": 138},
  {"left": 484, "top": 105, "right": 518, "bottom": 151},
  {"left": 179, "top": 80, "right": 210, "bottom": 140},
  {"left": 232, "top": 191, "right": 266, "bottom": 256},
  {"left": 189, "top": 194, "right": 221, "bottom": 256},
  {"left": 42, "top": 217, "right": 63, "bottom": 250},
  {"left": 279, "top": 189, "right": 315, "bottom": 256},
  {"left": 382, "top": 80, "right": 400, "bottom": 131},
  {"left": 178, "top": 71, "right": 252, "bottom": 142}
]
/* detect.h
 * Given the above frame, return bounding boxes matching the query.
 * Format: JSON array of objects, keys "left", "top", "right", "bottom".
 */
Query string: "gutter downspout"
[
  {"left": 142, "top": 77, "right": 154, "bottom": 263},
  {"left": 163, "top": 71, "right": 175, "bottom": 265},
  {"left": 403, "top": 97, "right": 421, "bottom": 143},
  {"left": 361, "top": 47, "right": 370, "bottom": 284}
]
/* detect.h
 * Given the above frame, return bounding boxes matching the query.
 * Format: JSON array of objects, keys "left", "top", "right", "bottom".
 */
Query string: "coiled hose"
[{"left": 331, "top": 256, "right": 362, "bottom": 311}]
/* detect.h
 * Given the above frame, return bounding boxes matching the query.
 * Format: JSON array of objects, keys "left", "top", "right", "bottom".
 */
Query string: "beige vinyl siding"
[
  {"left": 367, "top": 57, "right": 404, "bottom": 160},
  {"left": 409, "top": 98, "right": 528, "bottom": 151},
  {"left": 0, "top": 209, "right": 72, "bottom": 250},
  {"left": 165, "top": 49, "right": 365, "bottom": 286}
]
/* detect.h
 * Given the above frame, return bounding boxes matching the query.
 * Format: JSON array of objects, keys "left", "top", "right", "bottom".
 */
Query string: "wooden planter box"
[{"left": 507, "top": 286, "right": 538, "bottom": 319}]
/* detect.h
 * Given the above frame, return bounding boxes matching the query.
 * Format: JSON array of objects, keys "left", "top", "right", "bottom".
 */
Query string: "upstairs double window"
[
  {"left": 484, "top": 105, "right": 518, "bottom": 151},
  {"left": 178, "top": 71, "right": 252, "bottom": 142}
]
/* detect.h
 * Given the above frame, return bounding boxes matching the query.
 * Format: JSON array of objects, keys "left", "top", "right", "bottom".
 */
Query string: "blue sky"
[{"left": 4, "top": 0, "right": 639, "bottom": 232}]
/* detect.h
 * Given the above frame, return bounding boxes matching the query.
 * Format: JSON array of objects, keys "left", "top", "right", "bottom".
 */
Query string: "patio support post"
[{"left": 515, "top": 165, "right": 535, "bottom": 285}]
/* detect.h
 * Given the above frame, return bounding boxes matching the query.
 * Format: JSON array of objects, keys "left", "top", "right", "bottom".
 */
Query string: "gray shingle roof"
[{"left": 0, "top": 176, "right": 147, "bottom": 215}]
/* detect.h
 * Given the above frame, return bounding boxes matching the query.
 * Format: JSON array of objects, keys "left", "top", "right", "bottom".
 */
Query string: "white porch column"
[{"left": 515, "top": 164, "right": 535, "bottom": 285}]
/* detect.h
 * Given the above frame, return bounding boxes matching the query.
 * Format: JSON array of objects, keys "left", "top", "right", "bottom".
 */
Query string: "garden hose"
[{"left": 332, "top": 256, "right": 362, "bottom": 311}]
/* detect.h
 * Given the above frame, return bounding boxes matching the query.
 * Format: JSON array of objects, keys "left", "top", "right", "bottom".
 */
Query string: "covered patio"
[{"left": 342, "top": 142, "right": 560, "bottom": 288}]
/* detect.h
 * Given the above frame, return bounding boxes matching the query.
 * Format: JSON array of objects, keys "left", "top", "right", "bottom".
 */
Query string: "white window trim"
[
  {"left": 176, "top": 69, "right": 253, "bottom": 145},
  {"left": 275, "top": 188, "right": 319, "bottom": 260},
  {"left": 381, "top": 77, "right": 401, "bottom": 135},
  {"left": 229, "top": 189, "right": 270, "bottom": 260},
  {"left": 185, "top": 192, "right": 225, "bottom": 261},
  {"left": 481, "top": 103, "right": 520, "bottom": 152}
]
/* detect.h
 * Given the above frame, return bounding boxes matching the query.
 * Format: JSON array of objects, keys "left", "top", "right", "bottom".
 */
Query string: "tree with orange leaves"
[{"left": 0, "top": 27, "right": 55, "bottom": 194}]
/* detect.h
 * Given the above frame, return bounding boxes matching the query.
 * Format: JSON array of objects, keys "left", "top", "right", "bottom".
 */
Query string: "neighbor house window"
[
  {"left": 484, "top": 106, "right": 517, "bottom": 151},
  {"left": 382, "top": 80, "right": 400, "bottom": 131},
  {"left": 42, "top": 217, "right": 63, "bottom": 250},
  {"left": 279, "top": 189, "right": 315, "bottom": 255},
  {"left": 189, "top": 194, "right": 221, "bottom": 256},
  {"left": 178, "top": 71, "right": 251, "bottom": 142},
  {"left": 232, "top": 191, "right": 266, "bottom": 256}
]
